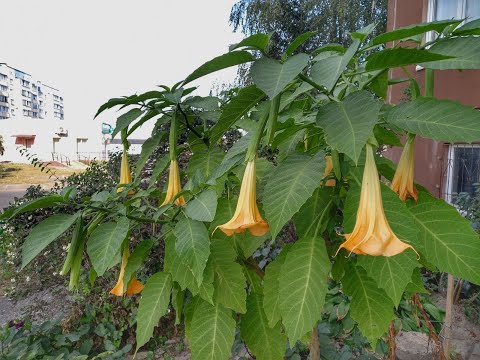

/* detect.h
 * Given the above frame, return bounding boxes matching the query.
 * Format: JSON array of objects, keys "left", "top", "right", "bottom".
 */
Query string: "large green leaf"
[
  {"left": 284, "top": 31, "right": 317, "bottom": 58},
  {"left": 183, "top": 51, "right": 254, "bottom": 85},
  {"left": 251, "top": 54, "right": 310, "bottom": 99},
  {"left": 210, "top": 85, "right": 265, "bottom": 145},
  {"left": 189, "top": 300, "right": 236, "bottom": 360},
  {"left": 263, "top": 152, "right": 325, "bottom": 239},
  {"left": 421, "top": 36, "right": 480, "bottom": 70},
  {"left": 342, "top": 263, "right": 395, "bottom": 348},
  {"left": 453, "top": 18, "right": 480, "bottom": 36},
  {"left": 310, "top": 55, "right": 344, "bottom": 92},
  {"left": 184, "top": 96, "right": 219, "bottom": 111},
  {"left": 94, "top": 97, "right": 128, "bottom": 118},
  {"left": 210, "top": 197, "right": 269, "bottom": 258},
  {"left": 22, "top": 213, "right": 80, "bottom": 268},
  {"left": 174, "top": 216, "right": 210, "bottom": 286},
  {"left": 188, "top": 146, "right": 225, "bottom": 180},
  {"left": 385, "top": 97, "right": 480, "bottom": 143},
  {"left": 294, "top": 188, "right": 334, "bottom": 239},
  {"left": 357, "top": 252, "right": 419, "bottom": 308},
  {"left": 365, "top": 48, "right": 453, "bottom": 71},
  {"left": 370, "top": 20, "right": 461, "bottom": 45},
  {"left": 210, "top": 238, "right": 247, "bottom": 314},
  {"left": 230, "top": 33, "right": 272, "bottom": 53},
  {"left": 317, "top": 91, "right": 381, "bottom": 164},
  {"left": 3, "top": 194, "right": 64, "bottom": 220},
  {"left": 278, "top": 236, "right": 330, "bottom": 343},
  {"left": 149, "top": 155, "right": 170, "bottom": 187},
  {"left": 184, "top": 189, "right": 218, "bottom": 222},
  {"left": 134, "top": 131, "right": 166, "bottom": 178},
  {"left": 164, "top": 234, "right": 214, "bottom": 303},
  {"left": 123, "top": 240, "right": 154, "bottom": 289},
  {"left": 407, "top": 190, "right": 480, "bottom": 285},
  {"left": 112, "top": 108, "right": 143, "bottom": 138},
  {"left": 241, "top": 291, "right": 287, "bottom": 360},
  {"left": 87, "top": 217, "right": 130, "bottom": 276},
  {"left": 263, "top": 244, "right": 292, "bottom": 328},
  {"left": 136, "top": 272, "right": 172, "bottom": 351}
]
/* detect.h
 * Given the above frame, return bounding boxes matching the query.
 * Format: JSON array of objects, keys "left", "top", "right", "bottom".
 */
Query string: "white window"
[{"left": 444, "top": 144, "right": 480, "bottom": 203}]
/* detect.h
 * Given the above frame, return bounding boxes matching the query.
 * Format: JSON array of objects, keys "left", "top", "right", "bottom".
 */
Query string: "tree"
[
  {"left": 230, "top": 0, "right": 387, "bottom": 57},
  {"left": 0, "top": 135, "right": 5, "bottom": 156}
]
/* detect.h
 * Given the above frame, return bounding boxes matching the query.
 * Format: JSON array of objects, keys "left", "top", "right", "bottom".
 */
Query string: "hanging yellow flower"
[
  {"left": 337, "top": 144, "right": 416, "bottom": 257},
  {"left": 110, "top": 247, "right": 144, "bottom": 296},
  {"left": 217, "top": 160, "right": 269, "bottom": 237},
  {"left": 391, "top": 134, "right": 418, "bottom": 202},
  {"left": 323, "top": 155, "right": 336, "bottom": 187},
  {"left": 161, "top": 159, "right": 186, "bottom": 206},
  {"left": 117, "top": 151, "right": 135, "bottom": 196}
]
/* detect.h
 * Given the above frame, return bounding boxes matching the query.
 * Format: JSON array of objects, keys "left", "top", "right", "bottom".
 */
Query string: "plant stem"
[
  {"left": 425, "top": 68, "right": 434, "bottom": 97},
  {"left": 444, "top": 274, "right": 454, "bottom": 358},
  {"left": 310, "top": 325, "right": 320, "bottom": 360},
  {"left": 177, "top": 105, "right": 209, "bottom": 146},
  {"left": 169, "top": 111, "right": 178, "bottom": 161},
  {"left": 245, "top": 102, "right": 271, "bottom": 161}
]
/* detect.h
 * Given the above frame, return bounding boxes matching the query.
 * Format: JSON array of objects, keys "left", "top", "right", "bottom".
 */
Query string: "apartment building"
[{"left": 386, "top": 0, "right": 480, "bottom": 201}]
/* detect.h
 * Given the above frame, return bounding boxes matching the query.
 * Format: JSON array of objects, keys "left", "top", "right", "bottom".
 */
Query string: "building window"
[
  {"left": 21, "top": 79, "right": 30, "bottom": 88},
  {"left": 0, "top": 105, "right": 8, "bottom": 112},
  {"left": 22, "top": 89, "right": 30, "bottom": 97},
  {"left": 429, "top": 0, "right": 480, "bottom": 22},
  {"left": 0, "top": 95, "right": 7, "bottom": 103},
  {"left": 444, "top": 144, "right": 480, "bottom": 203},
  {"left": 0, "top": 74, "right": 7, "bottom": 81},
  {"left": 0, "top": 85, "right": 7, "bottom": 91}
]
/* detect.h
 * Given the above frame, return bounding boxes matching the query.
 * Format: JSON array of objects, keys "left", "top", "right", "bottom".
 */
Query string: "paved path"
[{"left": 0, "top": 183, "right": 52, "bottom": 209}]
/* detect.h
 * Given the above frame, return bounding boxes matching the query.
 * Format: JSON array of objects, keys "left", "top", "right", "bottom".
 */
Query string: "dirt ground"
[{"left": 0, "top": 163, "right": 78, "bottom": 184}]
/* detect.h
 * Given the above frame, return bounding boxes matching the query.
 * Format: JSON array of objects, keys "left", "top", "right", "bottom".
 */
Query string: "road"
[{"left": 0, "top": 184, "right": 28, "bottom": 210}]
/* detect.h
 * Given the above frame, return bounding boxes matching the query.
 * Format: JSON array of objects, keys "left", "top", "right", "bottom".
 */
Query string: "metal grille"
[{"left": 442, "top": 144, "right": 480, "bottom": 203}]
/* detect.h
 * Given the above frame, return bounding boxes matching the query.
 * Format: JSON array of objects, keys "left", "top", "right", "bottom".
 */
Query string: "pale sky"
[{"left": 0, "top": 0, "right": 244, "bottom": 139}]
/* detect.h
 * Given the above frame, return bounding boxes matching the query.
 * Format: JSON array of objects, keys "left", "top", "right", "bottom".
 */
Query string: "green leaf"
[
  {"left": 421, "top": 36, "right": 480, "bottom": 70},
  {"left": 230, "top": 33, "right": 272, "bottom": 53},
  {"left": 184, "top": 96, "right": 219, "bottom": 111},
  {"left": 22, "top": 213, "right": 80, "bottom": 268},
  {"left": 184, "top": 189, "right": 218, "bottom": 222},
  {"left": 210, "top": 238, "right": 247, "bottom": 313},
  {"left": 385, "top": 97, "right": 480, "bottom": 143},
  {"left": 210, "top": 198, "right": 269, "bottom": 258},
  {"left": 294, "top": 188, "right": 334, "bottom": 239},
  {"left": 136, "top": 272, "right": 172, "bottom": 351},
  {"left": 365, "top": 48, "right": 453, "bottom": 71},
  {"left": 123, "top": 240, "right": 154, "bottom": 289},
  {"left": 189, "top": 300, "right": 236, "bottom": 360},
  {"left": 188, "top": 147, "right": 225, "bottom": 180},
  {"left": 357, "top": 252, "right": 419, "bottom": 308},
  {"left": 453, "top": 18, "right": 480, "bottom": 36},
  {"left": 284, "top": 31, "right": 317, "bottom": 58},
  {"left": 149, "top": 155, "right": 170, "bottom": 187},
  {"left": 263, "top": 152, "right": 325, "bottom": 239},
  {"left": 134, "top": 131, "right": 166, "bottom": 178},
  {"left": 172, "top": 283, "right": 185, "bottom": 325},
  {"left": 251, "top": 54, "right": 310, "bottom": 99},
  {"left": 174, "top": 216, "right": 210, "bottom": 286},
  {"left": 87, "top": 217, "right": 130, "bottom": 276},
  {"left": 3, "top": 194, "right": 64, "bottom": 220},
  {"left": 342, "top": 263, "right": 395, "bottom": 348},
  {"left": 373, "top": 125, "right": 402, "bottom": 147},
  {"left": 371, "top": 20, "right": 461, "bottom": 45},
  {"left": 184, "top": 51, "right": 254, "bottom": 85},
  {"left": 210, "top": 85, "right": 265, "bottom": 145},
  {"left": 310, "top": 55, "right": 344, "bottom": 92},
  {"left": 405, "top": 267, "right": 429, "bottom": 295},
  {"left": 241, "top": 291, "right": 287, "bottom": 360},
  {"left": 112, "top": 108, "right": 143, "bottom": 138},
  {"left": 263, "top": 245, "right": 292, "bottom": 328},
  {"left": 278, "top": 236, "right": 330, "bottom": 343},
  {"left": 317, "top": 90, "right": 381, "bottom": 164},
  {"left": 94, "top": 97, "right": 127, "bottom": 118},
  {"left": 407, "top": 190, "right": 480, "bottom": 285}
]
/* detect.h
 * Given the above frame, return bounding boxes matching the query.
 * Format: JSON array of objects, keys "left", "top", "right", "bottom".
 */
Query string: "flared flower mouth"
[
  {"left": 161, "top": 160, "right": 186, "bottom": 206},
  {"left": 117, "top": 152, "right": 135, "bottom": 196},
  {"left": 337, "top": 144, "right": 416, "bottom": 257},
  {"left": 110, "top": 247, "right": 144, "bottom": 296},
  {"left": 323, "top": 155, "right": 336, "bottom": 187},
  {"left": 217, "top": 160, "right": 269, "bottom": 237},
  {"left": 391, "top": 135, "right": 418, "bottom": 202}
]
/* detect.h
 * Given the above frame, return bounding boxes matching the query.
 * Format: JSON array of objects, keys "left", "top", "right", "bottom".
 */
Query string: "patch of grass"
[{"left": 0, "top": 163, "right": 79, "bottom": 184}]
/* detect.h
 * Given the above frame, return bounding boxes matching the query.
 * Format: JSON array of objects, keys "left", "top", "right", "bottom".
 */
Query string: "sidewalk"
[{"left": 0, "top": 183, "right": 53, "bottom": 209}]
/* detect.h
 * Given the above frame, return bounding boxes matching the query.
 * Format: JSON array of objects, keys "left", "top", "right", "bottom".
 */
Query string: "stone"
[{"left": 395, "top": 331, "right": 435, "bottom": 360}]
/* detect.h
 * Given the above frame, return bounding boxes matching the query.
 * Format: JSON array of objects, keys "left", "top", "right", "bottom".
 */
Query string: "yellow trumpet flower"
[
  {"left": 337, "top": 144, "right": 416, "bottom": 257},
  {"left": 391, "top": 135, "right": 418, "bottom": 202},
  {"left": 110, "top": 247, "right": 144, "bottom": 296},
  {"left": 117, "top": 151, "right": 135, "bottom": 196},
  {"left": 161, "top": 159, "right": 186, "bottom": 206},
  {"left": 217, "top": 160, "right": 269, "bottom": 237},
  {"left": 323, "top": 155, "right": 336, "bottom": 187}
]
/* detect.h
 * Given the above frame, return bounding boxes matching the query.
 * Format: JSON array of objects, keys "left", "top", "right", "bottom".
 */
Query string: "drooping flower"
[
  {"left": 161, "top": 159, "right": 186, "bottom": 206},
  {"left": 391, "top": 135, "right": 418, "bottom": 201},
  {"left": 323, "top": 155, "right": 336, "bottom": 187},
  {"left": 117, "top": 151, "right": 135, "bottom": 196},
  {"left": 110, "top": 247, "right": 144, "bottom": 297},
  {"left": 217, "top": 160, "right": 269, "bottom": 237},
  {"left": 337, "top": 144, "right": 416, "bottom": 257}
]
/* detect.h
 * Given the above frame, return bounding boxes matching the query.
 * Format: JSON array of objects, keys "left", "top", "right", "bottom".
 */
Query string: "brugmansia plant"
[{"left": 5, "top": 17, "right": 480, "bottom": 359}]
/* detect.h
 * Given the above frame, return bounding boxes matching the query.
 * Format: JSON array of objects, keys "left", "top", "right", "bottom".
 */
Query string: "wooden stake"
[
  {"left": 443, "top": 274, "right": 454, "bottom": 359},
  {"left": 310, "top": 325, "right": 320, "bottom": 360}
]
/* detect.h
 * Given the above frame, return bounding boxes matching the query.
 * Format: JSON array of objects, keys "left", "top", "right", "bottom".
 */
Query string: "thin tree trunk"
[
  {"left": 443, "top": 274, "right": 455, "bottom": 359},
  {"left": 310, "top": 325, "right": 320, "bottom": 360},
  {"left": 388, "top": 320, "right": 396, "bottom": 360}
]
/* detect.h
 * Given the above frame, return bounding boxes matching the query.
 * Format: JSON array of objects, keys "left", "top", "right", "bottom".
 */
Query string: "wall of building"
[{"left": 386, "top": 0, "right": 480, "bottom": 197}]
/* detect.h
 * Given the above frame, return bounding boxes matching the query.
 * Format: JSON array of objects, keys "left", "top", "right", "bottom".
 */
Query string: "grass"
[{"left": 0, "top": 163, "right": 79, "bottom": 184}]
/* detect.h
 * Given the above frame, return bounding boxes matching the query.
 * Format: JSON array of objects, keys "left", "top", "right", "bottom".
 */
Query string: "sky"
[{"left": 0, "top": 0, "right": 244, "bottom": 140}]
